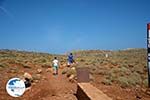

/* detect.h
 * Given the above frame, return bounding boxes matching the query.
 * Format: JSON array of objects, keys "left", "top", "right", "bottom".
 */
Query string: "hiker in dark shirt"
[{"left": 67, "top": 53, "right": 75, "bottom": 67}]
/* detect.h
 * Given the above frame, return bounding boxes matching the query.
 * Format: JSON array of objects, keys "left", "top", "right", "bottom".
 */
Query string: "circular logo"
[{"left": 6, "top": 78, "right": 25, "bottom": 97}]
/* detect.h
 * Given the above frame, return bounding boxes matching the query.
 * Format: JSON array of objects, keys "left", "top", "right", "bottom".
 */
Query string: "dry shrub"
[
  {"left": 0, "top": 63, "right": 8, "bottom": 68},
  {"left": 32, "top": 74, "right": 41, "bottom": 81},
  {"left": 102, "top": 79, "right": 112, "bottom": 85},
  {"left": 127, "top": 72, "right": 142, "bottom": 86},
  {"left": 66, "top": 68, "right": 76, "bottom": 77},
  {"left": 42, "top": 63, "right": 51, "bottom": 68},
  {"left": 62, "top": 67, "right": 69, "bottom": 74},
  {"left": 117, "top": 76, "right": 129, "bottom": 88},
  {"left": 142, "top": 79, "right": 148, "bottom": 88}
]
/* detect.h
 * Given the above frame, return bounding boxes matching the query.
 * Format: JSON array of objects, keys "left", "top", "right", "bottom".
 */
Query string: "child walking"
[{"left": 52, "top": 57, "right": 59, "bottom": 75}]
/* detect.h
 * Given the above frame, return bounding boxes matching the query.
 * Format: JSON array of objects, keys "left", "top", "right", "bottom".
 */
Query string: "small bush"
[
  {"left": 41, "top": 59, "right": 47, "bottom": 63},
  {"left": 127, "top": 78, "right": 136, "bottom": 86},
  {"left": 80, "top": 59, "right": 85, "bottom": 62},
  {"left": 0, "top": 63, "right": 8, "bottom": 68},
  {"left": 119, "top": 66, "right": 130, "bottom": 73},
  {"left": 134, "top": 65, "right": 144, "bottom": 74},
  {"left": 108, "top": 73, "right": 116, "bottom": 82},
  {"left": 66, "top": 69, "right": 76, "bottom": 77},
  {"left": 97, "top": 70, "right": 108, "bottom": 75},
  {"left": 117, "top": 77, "right": 129, "bottom": 88},
  {"left": 62, "top": 68, "right": 68, "bottom": 74},
  {"left": 143, "top": 79, "right": 148, "bottom": 88},
  {"left": 22, "top": 64, "right": 31, "bottom": 69},
  {"left": 110, "top": 67, "right": 120, "bottom": 73},
  {"left": 128, "top": 72, "right": 142, "bottom": 85},
  {"left": 111, "top": 61, "right": 118, "bottom": 66},
  {"left": 32, "top": 74, "right": 41, "bottom": 80},
  {"left": 42, "top": 64, "right": 51, "bottom": 68},
  {"left": 102, "top": 79, "right": 112, "bottom": 85},
  {"left": 10, "top": 68, "right": 19, "bottom": 73}
]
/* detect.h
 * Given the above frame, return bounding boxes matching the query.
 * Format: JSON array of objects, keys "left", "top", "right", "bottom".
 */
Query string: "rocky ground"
[
  {"left": 0, "top": 49, "right": 150, "bottom": 100},
  {"left": 0, "top": 64, "right": 77, "bottom": 100}
]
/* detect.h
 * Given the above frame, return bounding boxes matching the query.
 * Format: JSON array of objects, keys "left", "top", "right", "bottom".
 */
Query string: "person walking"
[
  {"left": 52, "top": 57, "right": 59, "bottom": 75},
  {"left": 67, "top": 53, "right": 74, "bottom": 67}
]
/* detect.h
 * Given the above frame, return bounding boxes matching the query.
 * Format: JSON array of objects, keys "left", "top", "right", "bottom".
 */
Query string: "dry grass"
[
  {"left": 0, "top": 48, "right": 147, "bottom": 89},
  {"left": 73, "top": 48, "right": 147, "bottom": 88}
]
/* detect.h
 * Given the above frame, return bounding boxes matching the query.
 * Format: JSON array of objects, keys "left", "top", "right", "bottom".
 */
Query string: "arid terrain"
[{"left": 0, "top": 49, "right": 150, "bottom": 100}]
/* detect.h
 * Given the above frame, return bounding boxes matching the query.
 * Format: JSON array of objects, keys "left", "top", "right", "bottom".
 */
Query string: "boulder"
[
  {"left": 46, "top": 68, "right": 53, "bottom": 72},
  {"left": 89, "top": 74, "right": 94, "bottom": 81},
  {"left": 69, "top": 74, "right": 75, "bottom": 82},
  {"left": 71, "top": 67, "right": 76, "bottom": 70},
  {"left": 24, "top": 72, "right": 33, "bottom": 80}
]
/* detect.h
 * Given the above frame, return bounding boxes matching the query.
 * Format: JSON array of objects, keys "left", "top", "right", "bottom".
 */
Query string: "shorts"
[{"left": 53, "top": 65, "right": 58, "bottom": 70}]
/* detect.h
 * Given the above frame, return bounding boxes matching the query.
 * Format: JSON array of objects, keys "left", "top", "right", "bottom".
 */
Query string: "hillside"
[
  {"left": 0, "top": 49, "right": 77, "bottom": 100},
  {"left": 71, "top": 48, "right": 150, "bottom": 100},
  {"left": 0, "top": 49, "right": 150, "bottom": 100},
  {"left": 74, "top": 48, "right": 147, "bottom": 88}
]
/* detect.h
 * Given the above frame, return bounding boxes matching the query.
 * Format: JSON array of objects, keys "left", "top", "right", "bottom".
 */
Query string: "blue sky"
[{"left": 0, "top": 0, "right": 150, "bottom": 54}]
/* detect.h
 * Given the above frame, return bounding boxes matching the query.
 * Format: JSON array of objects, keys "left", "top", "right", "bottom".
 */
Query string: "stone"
[
  {"left": 25, "top": 87, "right": 31, "bottom": 91},
  {"left": 32, "top": 74, "right": 41, "bottom": 81},
  {"left": 103, "top": 89, "right": 108, "bottom": 93},
  {"left": 42, "top": 76, "right": 47, "bottom": 80},
  {"left": 89, "top": 74, "right": 94, "bottom": 81},
  {"left": 69, "top": 74, "right": 74, "bottom": 79},
  {"left": 69, "top": 74, "right": 75, "bottom": 82},
  {"left": 146, "top": 88, "right": 150, "bottom": 96},
  {"left": 32, "top": 83, "right": 36, "bottom": 86},
  {"left": 116, "top": 96, "right": 122, "bottom": 100},
  {"left": 24, "top": 72, "right": 33, "bottom": 80},
  {"left": 141, "top": 88, "right": 146, "bottom": 93},
  {"left": 10, "top": 69, "right": 17, "bottom": 73},
  {"left": 136, "top": 95, "right": 142, "bottom": 99},
  {"left": 37, "top": 68, "right": 42, "bottom": 73},
  {"left": 36, "top": 74, "right": 41, "bottom": 79},
  {"left": 34, "top": 80, "right": 39, "bottom": 83},
  {"left": 125, "top": 88, "right": 131, "bottom": 92},
  {"left": 46, "top": 68, "right": 52, "bottom": 72},
  {"left": 71, "top": 67, "right": 76, "bottom": 70}
]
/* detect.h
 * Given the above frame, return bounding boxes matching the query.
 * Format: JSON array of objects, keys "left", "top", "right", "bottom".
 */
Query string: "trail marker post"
[
  {"left": 77, "top": 67, "right": 90, "bottom": 83},
  {"left": 147, "top": 23, "right": 150, "bottom": 87}
]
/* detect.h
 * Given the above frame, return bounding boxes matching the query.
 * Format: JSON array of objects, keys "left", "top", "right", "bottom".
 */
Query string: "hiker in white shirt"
[{"left": 52, "top": 57, "right": 59, "bottom": 75}]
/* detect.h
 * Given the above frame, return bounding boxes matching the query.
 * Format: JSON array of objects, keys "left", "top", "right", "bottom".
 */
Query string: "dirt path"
[
  {"left": 22, "top": 69, "right": 77, "bottom": 100},
  {"left": 0, "top": 68, "right": 77, "bottom": 100}
]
